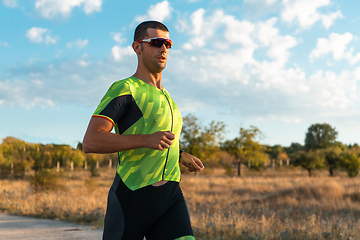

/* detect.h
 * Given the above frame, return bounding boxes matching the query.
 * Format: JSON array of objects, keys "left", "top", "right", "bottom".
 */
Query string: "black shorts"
[{"left": 102, "top": 174, "right": 195, "bottom": 240}]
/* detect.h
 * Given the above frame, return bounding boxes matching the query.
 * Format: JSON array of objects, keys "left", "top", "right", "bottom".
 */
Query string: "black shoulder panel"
[{"left": 99, "top": 95, "right": 143, "bottom": 134}]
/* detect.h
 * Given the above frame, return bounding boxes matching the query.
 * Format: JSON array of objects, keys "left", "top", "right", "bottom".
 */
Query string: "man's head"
[
  {"left": 134, "top": 21, "right": 169, "bottom": 41},
  {"left": 133, "top": 21, "right": 171, "bottom": 74}
]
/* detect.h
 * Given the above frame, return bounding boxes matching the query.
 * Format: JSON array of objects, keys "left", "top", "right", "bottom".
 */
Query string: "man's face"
[{"left": 139, "top": 28, "right": 170, "bottom": 74}]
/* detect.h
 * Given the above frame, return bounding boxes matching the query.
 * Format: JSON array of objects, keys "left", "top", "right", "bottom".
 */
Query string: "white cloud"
[
  {"left": 67, "top": 39, "right": 89, "bottom": 48},
  {"left": 244, "top": 0, "right": 279, "bottom": 5},
  {"left": 256, "top": 18, "right": 279, "bottom": 46},
  {"left": 1, "top": 41, "right": 9, "bottom": 47},
  {"left": 0, "top": 53, "right": 136, "bottom": 109},
  {"left": 179, "top": 8, "right": 212, "bottom": 49},
  {"left": 26, "top": 27, "right": 58, "bottom": 44},
  {"left": 78, "top": 60, "right": 91, "bottom": 67},
  {"left": 135, "top": 1, "right": 172, "bottom": 23},
  {"left": 255, "top": 17, "right": 298, "bottom": 64},
  {"left": 190, "top": 8, "right": 206, "bottom": 35},
  {"left": 180, "top": 9, "right": 297, "bottom": 67},
  {"left": 111, "top": 45, "right": 135, "bottom": 61},
  {"left": 221, "top": 15, "right": 256, "bottom": 48},
  {"left": 182, "top": 43, "right": 193, "bottom": 50},
  {"left": 166, "top": 47, "right": 360, "bottom": 130},
  {"left": 350, "top": 53, "right": 360, "bottom": 65},
  {"left": 309, "top": 70, "right": 359, "bottom": 109},
  {"left": 267, "top": 35, "right": 298, "bottom": 64},
  {"left": 180, "top": 9, "right": 254, "bottom": 49},
  {"left": 251, "top": 61, "right": 309, "bottom": 93},
  {"left": 309, "top": 32, "right": 360, "bottom": 65},
  {"left": 26, "top": 27, "right": 47, "bottom": 43},
  {"left": 166, "top": 46, "right": 360, "bottom": 124},
  {"left": 281, "top": 0, "right": 343, "bottom": 29},
  {"left": 45, "top": 35, "right": 57, "bottom": 44},
  {"left": 3, "top": 0, "right": 17, "bottom": 7},
  {"left": 0, "top": 79, "right": 56, "bottom": 109},
  {"left": 111, "top": 32, "right": 125, "bottom": 44},
  {"left": 321, "top": 10, "right": 343, "bottom": 29},
  {"left": 35, "top": 0, "right": 102, "bottom": 19}
]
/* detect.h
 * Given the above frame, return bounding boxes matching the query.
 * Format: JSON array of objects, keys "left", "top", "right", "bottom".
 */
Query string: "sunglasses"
[{"left": 137, "top": 37, "right": 173, "bottom": 49}]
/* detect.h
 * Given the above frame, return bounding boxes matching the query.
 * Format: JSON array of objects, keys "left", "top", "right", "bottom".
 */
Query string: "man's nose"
[{"left": 159, "top": 43, "right": 167, "bottom": 52}]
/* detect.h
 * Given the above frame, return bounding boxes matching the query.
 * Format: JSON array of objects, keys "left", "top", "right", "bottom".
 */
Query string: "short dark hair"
[{"left": 134, "top": 21, "right": 169, "bottom": 41}]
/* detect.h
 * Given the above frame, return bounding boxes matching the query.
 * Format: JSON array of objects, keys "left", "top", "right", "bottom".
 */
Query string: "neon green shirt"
[{"left": 93, "top": 77, "right": 182, "bottom": 190}]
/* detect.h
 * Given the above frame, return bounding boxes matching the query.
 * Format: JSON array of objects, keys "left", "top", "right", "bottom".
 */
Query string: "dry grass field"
[{"left": 1, "top": 167, "right": 360, "bottom": 240}]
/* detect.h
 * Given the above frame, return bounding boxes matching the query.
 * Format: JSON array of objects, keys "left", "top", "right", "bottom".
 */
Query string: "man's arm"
[{"left": 82, "top": 117, "right": 175, "bottom": 153}]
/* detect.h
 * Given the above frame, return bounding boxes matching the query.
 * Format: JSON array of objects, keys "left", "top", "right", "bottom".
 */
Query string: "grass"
[{"left": 1, "top": 167, "right": 360, "bottom": 239}]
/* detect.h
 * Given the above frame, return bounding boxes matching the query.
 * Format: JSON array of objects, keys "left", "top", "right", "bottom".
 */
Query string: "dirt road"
[{"left": 0, "top": 213, "right": 103, "bottom": 240}]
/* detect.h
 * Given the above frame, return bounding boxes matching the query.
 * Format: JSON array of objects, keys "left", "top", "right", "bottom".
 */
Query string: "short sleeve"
[{"left": 92, "top": 80, "right": 133, "bottom": 126}]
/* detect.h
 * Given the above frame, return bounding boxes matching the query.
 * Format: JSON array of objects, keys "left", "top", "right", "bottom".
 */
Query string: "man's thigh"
[
  {"left": 145, "top": 199, "right": 194, "bottom": 240},
  {"left": 102, "top": 178, "right": 146, "bottom": 240}
]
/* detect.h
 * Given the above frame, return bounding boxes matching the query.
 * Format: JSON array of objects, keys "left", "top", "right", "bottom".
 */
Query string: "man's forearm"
[
  {"left": 83, "top": 130, "right": 147, "bottom": 154},
  {"left": 82, "top": 117, "right": 174, "bottom": 154}
]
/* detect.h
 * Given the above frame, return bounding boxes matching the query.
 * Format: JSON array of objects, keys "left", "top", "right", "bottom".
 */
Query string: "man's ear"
[{"left": 132, "top": 41, "right": 141, "bottom": 54}]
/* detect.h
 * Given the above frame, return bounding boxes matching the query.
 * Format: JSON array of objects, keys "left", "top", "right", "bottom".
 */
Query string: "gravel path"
[{"left": 0, "top": 213, "right": 103, "bottom": 240}]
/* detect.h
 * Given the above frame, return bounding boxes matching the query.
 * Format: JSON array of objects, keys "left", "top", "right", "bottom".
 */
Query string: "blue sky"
[{"left": 1, "top": 0, "right": 359, "bottom": 148}]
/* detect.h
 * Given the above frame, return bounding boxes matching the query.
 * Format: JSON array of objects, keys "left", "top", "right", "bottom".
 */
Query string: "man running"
[{"left": 82, "top": 20, "right": 204, "bottom": 240}]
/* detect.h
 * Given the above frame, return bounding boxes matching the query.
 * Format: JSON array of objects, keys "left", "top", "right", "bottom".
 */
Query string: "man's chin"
[
  {"left": 146, "top": 62, "right": 166, "bottom": 74},
  {"left": 155, "top": 63, "right": 166, "bottom": 72}
]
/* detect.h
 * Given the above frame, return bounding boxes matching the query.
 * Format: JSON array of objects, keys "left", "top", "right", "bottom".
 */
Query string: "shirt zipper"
[{"left": 161, "top": 89, "right": 173, "bottom": 180}]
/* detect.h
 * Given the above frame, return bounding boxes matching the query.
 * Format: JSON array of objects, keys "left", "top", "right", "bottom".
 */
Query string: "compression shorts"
[{"left": 102, "top": 174, "right": 195, "bottom": 240}]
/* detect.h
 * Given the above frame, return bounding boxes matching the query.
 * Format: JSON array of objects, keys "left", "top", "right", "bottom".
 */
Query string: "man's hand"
[
  {"left": 146, "top": 131, "right": 175, "bottom": 151},
  {"left": 180, "top": 152, "right": 205, "bottom": 173}
]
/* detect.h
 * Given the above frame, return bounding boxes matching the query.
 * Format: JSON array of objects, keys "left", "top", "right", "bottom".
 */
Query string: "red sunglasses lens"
[{"left": 149, "top": 39, "right": 172, "bottom": 49}]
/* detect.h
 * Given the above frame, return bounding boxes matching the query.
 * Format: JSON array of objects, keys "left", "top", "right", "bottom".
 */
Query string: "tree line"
[
  {"left": 0, "top": 137, "right": 117, "bottom": 179},
  {"left": 180, "top": 115, "right": 360, "bottom": 177},
  {"left": 1, "top": 114, "right": 359, "bottom": 179}
]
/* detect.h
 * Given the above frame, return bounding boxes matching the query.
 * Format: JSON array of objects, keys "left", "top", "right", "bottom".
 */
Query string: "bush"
[
  {"left": 30, "top": 169, "right": 65, "bottom": 192},
  {"left": 339, "top": 152, "right": 360, "bottom": 177},
  {"left": 0, "top": 164, "right": 12, "bottom": 179}
]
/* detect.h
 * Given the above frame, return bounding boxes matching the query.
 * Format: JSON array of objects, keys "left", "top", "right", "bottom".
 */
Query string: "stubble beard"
[{"left": 145, "top": 56, "right": 166, "bottom": 74}]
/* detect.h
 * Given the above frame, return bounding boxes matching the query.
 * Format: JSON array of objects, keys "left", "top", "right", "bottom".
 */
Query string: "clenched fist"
[{"left": 146, "top": 131, "right": 175, "bottom": 151}]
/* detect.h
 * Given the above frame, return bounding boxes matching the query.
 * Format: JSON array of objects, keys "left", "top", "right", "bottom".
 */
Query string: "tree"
[
  {"left": 347, "top": 143, "right": 360, "bottom": 150},
  {"left": 305, "top": 123, "right": 338, "bottom": 150},
  {"left": 324, "top": 147, "right": 342, "bottom": 176},
  {"left": 221, "top": 126, "right": 267, "bottom": 176},
  {"left": 0, "top": 144, "right": 11, "bottom": 178},
  {"left": 180, "top": 114, "right": 226, "bottom": 165},
  {"left": 1, "top": 137, "right": 33, "bottom": 178},
  {"left": 339, "top": 151, "right": 360, "bottom": 177},
  {"left": 71, "top": 149, "right": 86, "bottom": 167},
  {"left": 294, "top": 149, "right": 325, "bottom": 177},
  {"left": 288, "top": 142, "right": 303, "bottom": 152},
  {"left": 27, "top": 144, "right": 43, "bottom": 172},
  {"left": 221, "top": 138, "right": 243, "bottom": 176},
  {"left": 76, "top": 142, "right": 83, "bottom": 151},
  {"left": 283, "top": 142, "right": 304, "bottom": 165},
  {"left": 267, "top": 145, "right": 283, "bottom": 160},
  {"left": 304, "top": 123, "right": 340, "bottom": 176},
  {"left": 51, "top": 144, "right": 73, "bottom": 168}
]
